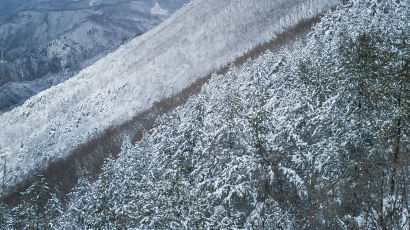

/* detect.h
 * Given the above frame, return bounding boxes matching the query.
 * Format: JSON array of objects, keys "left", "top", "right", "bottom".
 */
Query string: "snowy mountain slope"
[
  {"left": 0, "top": 0, "right": 188, "bottom": 110},
  {"left": 0, "top": 0, "right": 339, "bottom": 196},
  {"left": 57, "top": 0, "right": 408, "bottom": 226}
]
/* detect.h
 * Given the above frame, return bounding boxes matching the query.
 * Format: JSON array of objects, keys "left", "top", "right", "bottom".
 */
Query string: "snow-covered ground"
[{"left": 0, "top": 0, "right": 338, "bottom": 196}]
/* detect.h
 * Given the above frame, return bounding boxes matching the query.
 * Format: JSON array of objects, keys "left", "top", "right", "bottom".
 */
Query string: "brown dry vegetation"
[{"left": 2, "top": 14, "right": 323, "bottom": 204}]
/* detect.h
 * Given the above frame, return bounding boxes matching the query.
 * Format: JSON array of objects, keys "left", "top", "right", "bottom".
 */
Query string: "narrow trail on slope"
[{"left": 2, "top": 13, "right": 323, "bottom": 204}]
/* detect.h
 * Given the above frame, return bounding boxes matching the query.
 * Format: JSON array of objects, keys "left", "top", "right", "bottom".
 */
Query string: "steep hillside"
[
  {"left": 1, "top": 0, "right": 407, "bottom": 228},
  {"left": 54, "top": 0, "right": 407, "bottom": 228},
  {"left": 2, "top": 14, "right": 325, "bottom": 205},
  {"left": 0, "top": 0, "right": 188, "bottom": 110},
  {"left": 0, "top": 0, "right": 339, "bottom": 197}
]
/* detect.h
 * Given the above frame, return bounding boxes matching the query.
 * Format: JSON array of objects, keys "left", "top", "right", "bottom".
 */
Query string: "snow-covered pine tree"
[
  {"left": 44, "top": 193, "right": 63, "bottom": 229},
  {"left": 58, "top": 170, "right": 92, "bottom": 229},
  {"left": 0, "top": 202, "right": 11, "bottom": 230},
  {"left": 88, "top": 155, "right": 118, "bottom": 229},
  {"left": 10, "top": 174, "right": 57, "bottom": 229},
  {"left": 295, "top": 0, "right": 409, "bottom": 228}
]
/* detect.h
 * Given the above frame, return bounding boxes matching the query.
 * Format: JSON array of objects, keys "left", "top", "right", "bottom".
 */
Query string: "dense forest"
[{"left": 1, "top": 0, "right": 409, "bottom": 229}]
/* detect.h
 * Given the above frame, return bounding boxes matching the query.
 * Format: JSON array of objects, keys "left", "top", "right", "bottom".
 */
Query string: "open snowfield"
[{"left": 0, "top": 0, "right": 338, "bottom": 196}]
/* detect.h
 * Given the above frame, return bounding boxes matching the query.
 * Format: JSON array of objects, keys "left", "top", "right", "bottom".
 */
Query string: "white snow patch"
[
  {"left": 89, "top": 0, "right": 98, "bottom": 7},
  {"left": 151, "top": 2, "right": 168, "bottom": 16}
]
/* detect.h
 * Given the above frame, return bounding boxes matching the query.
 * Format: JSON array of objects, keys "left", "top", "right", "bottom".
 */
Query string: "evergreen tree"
[
  {"left": 11, "top": 174, "right": 56, "bottom": 229},
  {"left": 59, "top": 170, "right": 92, "bottom": 229},
  {"left": 44, "top": 193, "right": 63, "bottom": 229},
  {"left": 0, "top": 202, "right": 11, "bottom": 230}
]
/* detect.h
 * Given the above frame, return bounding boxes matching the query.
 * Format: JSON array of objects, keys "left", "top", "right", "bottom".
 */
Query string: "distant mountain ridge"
[{"left": 0, "top": 0, "right": 188, "bottom": 110}]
